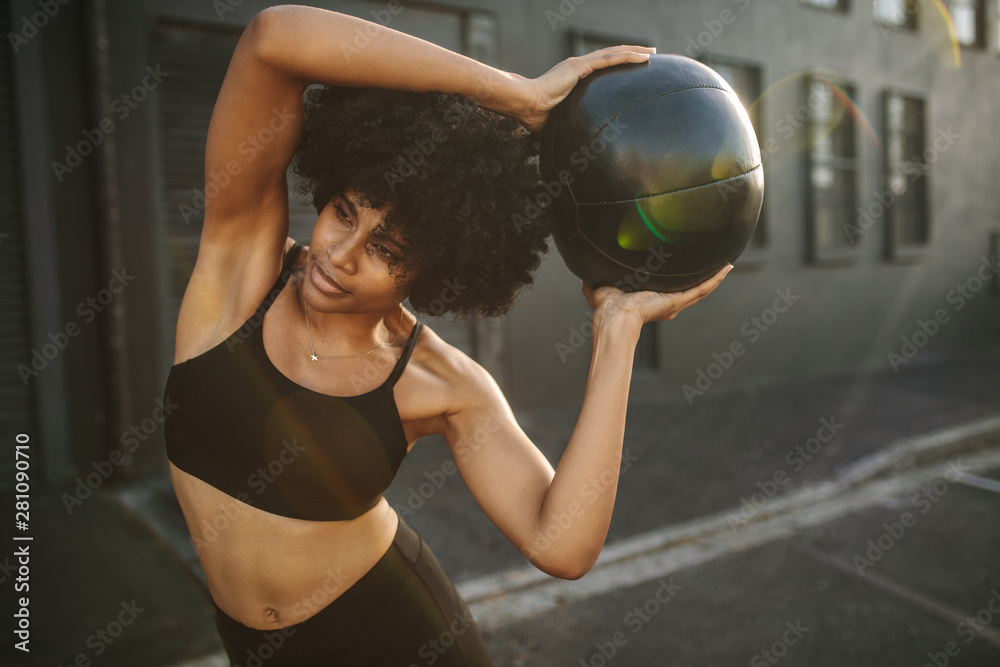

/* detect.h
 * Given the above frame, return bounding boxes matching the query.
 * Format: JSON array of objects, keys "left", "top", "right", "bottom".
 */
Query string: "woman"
[{"left": 164, "top": 5, "right": 732, "bottom": 665}]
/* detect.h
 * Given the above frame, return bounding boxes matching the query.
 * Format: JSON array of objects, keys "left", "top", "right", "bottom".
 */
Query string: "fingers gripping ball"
[{"left": 540, "top": 54, "right": 764, "bottom": 293}]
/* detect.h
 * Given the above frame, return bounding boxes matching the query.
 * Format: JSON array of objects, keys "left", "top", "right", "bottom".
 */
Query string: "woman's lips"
[{"left": 310, "top": 263, "right": 350, "bottom": 296}]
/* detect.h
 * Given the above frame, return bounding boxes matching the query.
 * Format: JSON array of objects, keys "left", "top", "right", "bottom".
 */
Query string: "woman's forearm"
[
  {"left": 529, "top": 268, "right": 731, "bottom": 577},
  {"left": 251, "top": 5, "right": 528, "bottom": 116},
  {"left": 533, "top": 309, "right": 643, "bottom": 577}
]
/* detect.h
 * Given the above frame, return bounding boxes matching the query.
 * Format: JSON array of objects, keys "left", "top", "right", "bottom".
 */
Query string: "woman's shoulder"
[
  {"left": 402, "top": 320, "right": 501, "bottom": 411},
  {"left": 407, "top": 322, "right": 472, "bottom": 384}
]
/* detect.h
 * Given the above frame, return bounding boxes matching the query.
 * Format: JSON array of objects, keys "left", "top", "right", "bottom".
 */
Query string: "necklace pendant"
[{"left": 310, "top": 354, "right": 319, "bottom": 361}]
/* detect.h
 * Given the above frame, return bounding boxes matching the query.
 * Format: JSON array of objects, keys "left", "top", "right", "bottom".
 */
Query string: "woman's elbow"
[
  {"left": 533, "top": 553, "right": 598, "bottom": 581},
  {"left": 520, "top": 530, "right": 602, "bottom": 579},
  {"left": 244, "top": 5, "right": 309, "bottom": 67}
]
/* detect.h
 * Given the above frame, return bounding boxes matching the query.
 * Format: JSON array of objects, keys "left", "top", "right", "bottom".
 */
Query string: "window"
[
  {"left": 568, "top": 29, "right": 651, "bottom": 57},
  {"left": 801, "top": 0, "right": 849, "bottom": 11},
  {"left": 805, "top": 73, "right": 859, "bottom": 262},
  {"left": 704, "top": 56, "right": 767, "bottom": 251},
  {"left": 464, "top": 12, "right": 499, "bottom": 66},
  {"left": 947, "top": 0, "right": 985, "bottom": 47},
  {"left": 883, "top": 92, "right": 929, "bottom": 256},
  {"left": 874, "top": 0, "right": 918, "bottom": 30}
]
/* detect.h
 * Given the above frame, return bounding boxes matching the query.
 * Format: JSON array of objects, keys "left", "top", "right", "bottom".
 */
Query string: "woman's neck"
[{"left": 293, "top": 277, "right": 407, "bottom": 355}]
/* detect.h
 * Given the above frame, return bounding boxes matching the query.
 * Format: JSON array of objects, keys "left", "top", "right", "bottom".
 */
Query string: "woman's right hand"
[
  {"left": 582, "top": 263, "right": 734, "bottom": 331},
  {"left": 512, "top": 45, "right": 656, "bottom": 133}
]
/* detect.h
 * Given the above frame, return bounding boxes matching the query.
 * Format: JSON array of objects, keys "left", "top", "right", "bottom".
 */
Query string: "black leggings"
[{"left": 211, "top": 514, "right": 494, "bottom": 666}]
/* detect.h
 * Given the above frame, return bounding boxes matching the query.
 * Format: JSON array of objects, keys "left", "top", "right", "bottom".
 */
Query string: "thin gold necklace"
[{"left": 302, "top": 301, "right": 403, "bottom": 361}]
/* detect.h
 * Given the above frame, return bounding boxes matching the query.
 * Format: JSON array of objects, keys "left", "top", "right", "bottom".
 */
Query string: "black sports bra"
[{"left": 164, "top": 242, "right": 423, "bottom": 521}]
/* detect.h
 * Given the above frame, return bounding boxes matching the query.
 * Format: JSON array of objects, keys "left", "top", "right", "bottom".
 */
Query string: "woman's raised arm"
[
  {"left": 201, "top": 10, "right": 303, "bottom": 240},
  {"left": 251, "top": 4, "right": 526, "bottom": 118},
  {"left": 251, "top": 4, "right": 654, "bottom": 130}
]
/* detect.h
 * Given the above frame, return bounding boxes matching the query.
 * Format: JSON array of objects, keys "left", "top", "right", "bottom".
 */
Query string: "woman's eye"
[
  {"left": 374, "top": 245, "right": 396, "bottom": 260},
  {"left": 335, "top": 205, "right": 350, "bottom": 222}
]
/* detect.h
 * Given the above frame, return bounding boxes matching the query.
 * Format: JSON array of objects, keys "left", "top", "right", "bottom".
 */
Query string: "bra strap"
[
  {"left": 281, "top": 242, "right": 304, "bottom": 277},
  {"left": 387, "top": 320, "right": 424, "bottom": 386},
  {"left": 258, "top": 242, "right": 304, "bottom": 317}
]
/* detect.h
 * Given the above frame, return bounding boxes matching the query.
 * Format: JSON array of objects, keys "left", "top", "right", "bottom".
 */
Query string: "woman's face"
[{"left": 302, "top": 189, "right": 412, "bottom": 314}]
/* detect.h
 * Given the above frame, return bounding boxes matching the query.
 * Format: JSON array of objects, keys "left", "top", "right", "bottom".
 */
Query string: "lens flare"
[
  {"left": 928, "top": 0, "right": 962, "bottom": 69},
  {"left": 819, "top": 72, "right": 881, "bottom": 152},
  {"left": 748, "top": 69, "right": 881, "bottom": 168},
  {"left": 618, "top": 201, "right": 669, "bottom": 250}
]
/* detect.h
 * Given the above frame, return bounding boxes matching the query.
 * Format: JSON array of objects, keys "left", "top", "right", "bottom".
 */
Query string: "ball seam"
[{"left": 576, "top": 163, "right": 763, "bottom": 206}]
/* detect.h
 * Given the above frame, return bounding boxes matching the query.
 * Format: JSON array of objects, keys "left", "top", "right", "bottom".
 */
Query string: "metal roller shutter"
[
  {"left": 0, "top": 0, "right": 39, "bottom": 490},
  {"left": 152, "top": 20, "right": 243, "bottom": 372}
]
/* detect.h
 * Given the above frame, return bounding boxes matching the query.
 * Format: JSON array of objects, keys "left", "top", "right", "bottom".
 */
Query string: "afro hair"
[{"left": 291, "top": 84, "right": 553, "bottom": 319}]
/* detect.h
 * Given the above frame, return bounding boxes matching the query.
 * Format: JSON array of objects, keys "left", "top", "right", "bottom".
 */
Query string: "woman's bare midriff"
[{"left": 169, "top": 460, "right": 400, "bottom": 630}]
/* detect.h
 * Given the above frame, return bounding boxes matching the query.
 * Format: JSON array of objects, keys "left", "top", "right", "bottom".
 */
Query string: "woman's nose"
[{"left": 324, "top": 233, "right": 365, "bottom": 275}]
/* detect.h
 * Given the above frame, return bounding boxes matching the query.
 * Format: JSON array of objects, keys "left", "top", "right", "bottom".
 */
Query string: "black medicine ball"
[{"left": 539, "top": 54, "right": 764, "bottom": 293}]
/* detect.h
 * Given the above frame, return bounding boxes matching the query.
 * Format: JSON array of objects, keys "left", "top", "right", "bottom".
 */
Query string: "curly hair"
[{"left": 291, "top": 85, "right": 552, "bottom": 319}]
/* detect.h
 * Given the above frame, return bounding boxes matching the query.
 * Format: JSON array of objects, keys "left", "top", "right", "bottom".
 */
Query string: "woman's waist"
[
  {"left": 203, "top": 498, "right": 400, "bottom": 629},
  {"left": 170, "top": 463, "right": 401, "bottom": 629}
]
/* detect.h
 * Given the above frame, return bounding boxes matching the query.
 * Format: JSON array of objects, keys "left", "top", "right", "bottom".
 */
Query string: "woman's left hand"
[
  {"left": 514, "top": 45, "right": 656, "bottom": 133},
  {"left": 582, "top": 264, "right": 734, "bottom": 328}
]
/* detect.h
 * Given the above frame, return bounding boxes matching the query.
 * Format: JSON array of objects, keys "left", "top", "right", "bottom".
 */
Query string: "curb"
[{"left": 459, "top": 412, "right": 1000, "bottom": 614}]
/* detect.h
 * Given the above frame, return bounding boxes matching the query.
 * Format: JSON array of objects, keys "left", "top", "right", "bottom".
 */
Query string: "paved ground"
[
  {"left": 478, "top": 459, "right": 1000, "bottom": 666},
  {"left": 392, "top": 351, "right": 1000, "bottom": 584},
  {"left": 2, "top": 350, "right": 999, "bottom": 667},
  {"left": 0, "top": 483, "right": 220, "bottom": 667}
]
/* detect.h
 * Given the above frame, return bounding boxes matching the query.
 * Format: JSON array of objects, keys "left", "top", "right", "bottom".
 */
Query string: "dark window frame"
[
  {"left": 804, "top": 71, "right": 860, "bottom": 265},
  {"left": 947, "top": 0, "right": 987, "bottom": 48},
  {"left": 874, "top": 0, "right": 919, "bottom": 31},
  {"left": 462, "top": 10, "right": 500, "bottom": 66},
  {"left": 996, "top": 0, "right": 1000, "bottom": 55},
  {"left": 881, "top": 89, "right": 931, "bottom": 262},
  {"left": 567, "top": 28, "right": 653, "bottom": 57}
]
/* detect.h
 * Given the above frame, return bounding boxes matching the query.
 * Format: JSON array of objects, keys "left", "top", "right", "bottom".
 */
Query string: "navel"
[{"left": 263, "top": 605, "right": 281, "bottom": 625}]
